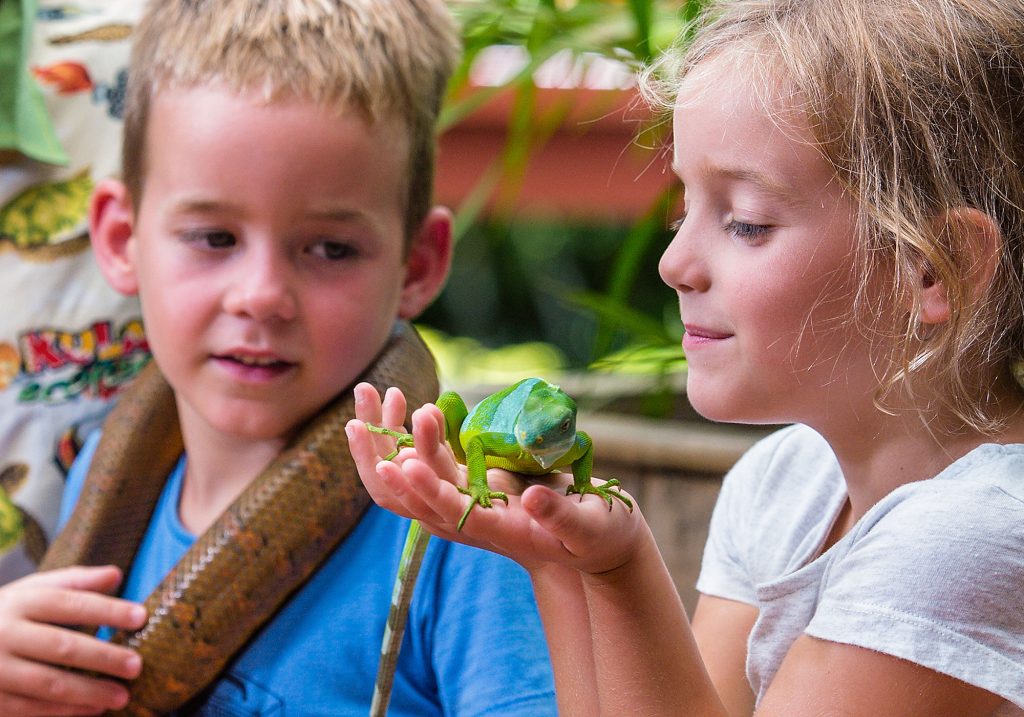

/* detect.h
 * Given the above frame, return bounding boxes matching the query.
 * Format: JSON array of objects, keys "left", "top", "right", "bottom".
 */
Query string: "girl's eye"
[
  {"left": 669, "top": 213, "right": 687, "bottom": 232},
  {"left": 183, "top": 229, "right": 236, "bottom": 249},
  {"left": 725, "top": 220, "right": 771, "bottom": 243},
  {"left": 310, "top": 240, "right": 357, "bottom": 261}
]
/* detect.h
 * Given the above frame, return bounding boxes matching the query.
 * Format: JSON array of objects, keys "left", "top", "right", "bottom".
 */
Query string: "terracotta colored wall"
[{"left": 435, "top": 86, "right": 674, "bottom": 221}]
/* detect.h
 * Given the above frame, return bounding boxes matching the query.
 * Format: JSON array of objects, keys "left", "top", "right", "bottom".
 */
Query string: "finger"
[
  {"left": 26, "top": 565, "right": 124, "bottom": 595},
  {"left": 406, "top": 406, "right": 461, "bottom": 484},
  {"left": 8, "top": 621, "right": 142, "bottom": 679},
  {"left": 21, "top": 587, "right": 147, "bottom": 633},
  {"left": 0, "top": 691, "right": 114, "bottom": 717},
  {"left": 0, "top": 657, "right": 131, "bottom": 713},
  {"left": 370, "top": 457, "right": 450, "bottom": 525},
  {"left": 353, "top": 382, "right": 384, "bottom": 425},
  {"left": 399, "top": 462, "right": 567, "bottom": 560},
  {"left": 522, "top": 482, "right": 645, "bottom": 573},
  {"left": 520, "top": 483, "right": 588, "bottom": 547},
  {"left": 400, "top": 456, "right": 481, "bottom": 533},
  {"left": 347, "top": 420, "right": 392, "bottom": 497},
  {"left": 380, "top": 387, "right": 408, "bottom": 431}
]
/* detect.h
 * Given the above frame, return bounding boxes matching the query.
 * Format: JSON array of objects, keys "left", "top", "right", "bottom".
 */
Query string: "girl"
[{"left": 347, "top": 0, "right": 1024, "bottom": 714}]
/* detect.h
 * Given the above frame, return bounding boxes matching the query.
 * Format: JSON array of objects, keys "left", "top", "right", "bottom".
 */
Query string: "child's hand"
[
  {"left": 347, "top": 383, "right": 646, "bottom": 576},
  {"left": 0, "top": 565, "right": 147, "bottom": 715}
]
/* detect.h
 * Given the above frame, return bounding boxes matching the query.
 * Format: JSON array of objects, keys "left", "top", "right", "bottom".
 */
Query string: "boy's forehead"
[
  {"left": 150, "top": 82, "right": 411, "bottom": 151},
  {"left": 140, "top": 84, "right": 412, "bottom": 225}
]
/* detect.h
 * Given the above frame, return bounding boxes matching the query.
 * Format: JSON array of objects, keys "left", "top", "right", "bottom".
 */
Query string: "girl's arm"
[
  {"left": 579, "top": 524, "right": 728, "bottom": 715},
  {"left": 762, "top": 637, "right": 1004, "bottom": 717},
  {"left": 347, "top": 385, "right": 1006, "bottom": 716},
  {"left": 528, "top": 564, "right": 599, "bottom": 717},
  {"left": 691, "top": 596, "right": 758, "bottom": 716},
  {"left": 347, "top": 384, "right": 727, "bottom": 716}
]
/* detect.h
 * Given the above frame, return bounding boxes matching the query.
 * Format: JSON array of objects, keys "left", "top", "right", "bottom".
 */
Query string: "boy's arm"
[{"left": 0, "top": 565, "right": 147, "bottom": 715}]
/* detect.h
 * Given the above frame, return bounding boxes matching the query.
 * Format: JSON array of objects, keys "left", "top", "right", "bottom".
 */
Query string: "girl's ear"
[
  {"left": 89, "top": 178, "right": 139, "bottom": 296},
  {"left": 397, "top": 206, "right": 453, "bottom": 319},
  {"left": 920, "top": 207, "right": 1002, "bottom": 326}
]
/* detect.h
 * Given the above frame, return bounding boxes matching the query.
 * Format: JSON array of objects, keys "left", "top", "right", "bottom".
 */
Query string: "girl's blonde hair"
[
  {"left": 644, "top": 0, "right": 1024, "bottom": 432},
  {"left": 122, "top": 0, "right": 461, "bottom": 240}
]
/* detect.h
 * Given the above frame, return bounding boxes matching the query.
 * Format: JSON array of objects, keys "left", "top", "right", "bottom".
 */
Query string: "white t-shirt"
[
  {"left": 0, "top": 0, "right": 146, "bottom": 580},
  {"left": 698, "top": 423, "right": 1024, "bottom": 713}
]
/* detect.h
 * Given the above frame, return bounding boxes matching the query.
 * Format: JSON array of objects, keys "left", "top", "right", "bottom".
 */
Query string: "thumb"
[{"left": 521, "top": 484, "right": 591, "bottom": 552}]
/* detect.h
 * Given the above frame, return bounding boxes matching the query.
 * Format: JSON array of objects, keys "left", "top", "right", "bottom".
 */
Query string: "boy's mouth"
[
  {"left": 213, "top": 351, "right": 296, "bottom": 377},
  {"left": 230, "top": 354, "right": 288, "bottom": 367}
]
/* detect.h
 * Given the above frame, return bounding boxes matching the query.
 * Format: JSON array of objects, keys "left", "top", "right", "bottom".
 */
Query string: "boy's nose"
[
  {"left": 659, "top": 221, "right": 710, "bottom": 293},
  {"left": 223, "top": 252, "right": 298, "bottom": 322}
]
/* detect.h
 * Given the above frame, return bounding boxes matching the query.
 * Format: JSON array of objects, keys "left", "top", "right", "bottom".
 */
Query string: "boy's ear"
[
  {"left": 89, "top": 178, "right": 139, "bottom": 296},
  {"left": 919, "top": 207, "right": 1001, "bottom": 326},
  {"left": 398, "top": 206, "right": 453, "bottom": 319}
]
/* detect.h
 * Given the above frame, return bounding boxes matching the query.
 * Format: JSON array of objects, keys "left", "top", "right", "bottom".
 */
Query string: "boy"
[{"left": 0, "top": 1, "right": 558, "bottom": 715}]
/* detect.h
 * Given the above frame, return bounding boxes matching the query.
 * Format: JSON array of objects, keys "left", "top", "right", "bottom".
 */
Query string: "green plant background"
[{"left": 422, "top": 0, "right": 704, "bottom": 386}]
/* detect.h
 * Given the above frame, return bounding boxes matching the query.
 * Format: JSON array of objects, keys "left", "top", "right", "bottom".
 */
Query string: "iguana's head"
[{"left": 516, "top": 383, "right": 577, "bottom": 470}]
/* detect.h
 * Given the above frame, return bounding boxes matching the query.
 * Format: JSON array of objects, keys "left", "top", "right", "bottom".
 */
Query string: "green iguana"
[{"left": 365, "top": 377, "right": 633, "bottom": 716}]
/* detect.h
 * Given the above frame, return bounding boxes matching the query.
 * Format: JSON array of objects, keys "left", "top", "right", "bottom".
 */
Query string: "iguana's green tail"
[{"left": 370, "top": 519, "right": 430, "bottom": 717}]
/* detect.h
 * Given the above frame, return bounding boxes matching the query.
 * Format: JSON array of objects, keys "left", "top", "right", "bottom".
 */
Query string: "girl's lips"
[{"left": 682, "top": 325, "right": 733, "bottom": 351}]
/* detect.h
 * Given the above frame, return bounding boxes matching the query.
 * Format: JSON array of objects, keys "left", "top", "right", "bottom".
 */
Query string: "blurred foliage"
[{"left": 423, "top": 0, "right": 706, "bottom": 386}]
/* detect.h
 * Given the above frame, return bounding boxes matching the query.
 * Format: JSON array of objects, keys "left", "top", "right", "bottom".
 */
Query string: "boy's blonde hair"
[
  {"left": 644, "top": 0, "right": 1024, "bottom": 432},
  {"left": 123, "top": 0, "right": 461, "bottom": 239}
]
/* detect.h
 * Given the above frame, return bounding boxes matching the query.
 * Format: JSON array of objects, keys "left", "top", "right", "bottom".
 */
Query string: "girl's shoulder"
[
  {"left": 849, "top": 441, "right": 1024, "bottom": 553},
  {"left": 931, "top": 440, "right": 1024, "bottom": 502}
]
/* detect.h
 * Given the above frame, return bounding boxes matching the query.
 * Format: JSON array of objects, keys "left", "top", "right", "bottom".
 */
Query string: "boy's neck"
[{"left": 176, "top": 410, "right": 288, "bottom": 535}]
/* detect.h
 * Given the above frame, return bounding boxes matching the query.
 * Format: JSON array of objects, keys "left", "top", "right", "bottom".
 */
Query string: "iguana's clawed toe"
[
  {"left": 365, "top": 423, "right": 415, "bottom": 461},
  {"left": 566, "top": 479, "right": 634, "bottom": 512},
  {"left": 455, "top": 486, "right": 509, "bottom": 531}
]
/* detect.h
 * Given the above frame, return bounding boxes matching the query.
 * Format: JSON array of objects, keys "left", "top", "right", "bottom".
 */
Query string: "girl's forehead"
[
  {"left": 676, "top": 48, "right": 793, "bottom": 113},
  {"left": 672, "top": 51, "right": 812, "bottom": 157}
]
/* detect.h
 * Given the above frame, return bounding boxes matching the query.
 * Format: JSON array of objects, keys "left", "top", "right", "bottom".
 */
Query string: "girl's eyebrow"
[
  {"left": 710, "top": 165, "right": 793, "bottom": 198},
  {"left": 673, "top": 161, "right": 807, "bottom": 209}
]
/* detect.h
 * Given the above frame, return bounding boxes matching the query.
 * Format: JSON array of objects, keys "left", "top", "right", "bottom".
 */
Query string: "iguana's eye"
[{"left": 561, "top": 419, "right": 571, "bottom": 432}]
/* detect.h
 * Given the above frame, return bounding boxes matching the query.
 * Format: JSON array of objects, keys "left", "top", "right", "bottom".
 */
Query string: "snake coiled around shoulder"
[{"left": 40, "top": 322, "right": 438, "bottom": 716}]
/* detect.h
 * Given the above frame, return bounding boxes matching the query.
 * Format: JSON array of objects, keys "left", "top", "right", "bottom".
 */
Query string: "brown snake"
[{"left": 40, "top": 322, "right": 439, "bottom": 716}]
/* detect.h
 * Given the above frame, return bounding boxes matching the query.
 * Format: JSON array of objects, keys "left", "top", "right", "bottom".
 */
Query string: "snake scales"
[{"left": 40, "top": 322, "right": 439, "bottom": 716}]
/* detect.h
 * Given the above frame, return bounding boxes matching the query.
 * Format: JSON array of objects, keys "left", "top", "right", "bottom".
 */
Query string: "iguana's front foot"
[
  {"left": 365, "top": 423, "right": 415, "bottom": 461},
  {"left": 455, "top": 485, "right": 508, "bottom": 531},
  {"left": 566, "top": 479, "right": 634, "bottom": 512}
]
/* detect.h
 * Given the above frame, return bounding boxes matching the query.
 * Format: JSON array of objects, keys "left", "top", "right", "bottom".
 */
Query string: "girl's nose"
[
  {"left": 659, "top": 219, "right": 710, "bottom": 293},
  {"left": 223, "top": 250, "right": 298, "bottom": 322}
]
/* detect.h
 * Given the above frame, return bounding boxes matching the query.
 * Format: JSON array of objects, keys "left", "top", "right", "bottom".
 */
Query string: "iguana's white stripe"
[
  {"left": 469, "top": 377, "right": 541, "bottom": 434},
  {"left": 370, "top": 519, "right": 430, "bottom": 717}
]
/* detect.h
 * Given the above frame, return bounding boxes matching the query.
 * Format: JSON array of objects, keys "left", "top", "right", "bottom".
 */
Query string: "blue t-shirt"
[{"left": 60, "top": 432, "right": 557, "bottom": 716}]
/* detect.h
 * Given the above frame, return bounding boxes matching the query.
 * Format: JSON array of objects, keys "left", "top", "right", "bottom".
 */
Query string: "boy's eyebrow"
[
  {"left": 168, "top": 197, "right": 245, "bottom": 216},
  {"left": 169, "top": 198, "right": 370, "bottom": 223}
]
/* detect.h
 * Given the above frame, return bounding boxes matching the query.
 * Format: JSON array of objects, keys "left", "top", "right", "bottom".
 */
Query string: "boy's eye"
[
  {"left": 310, "top": 240, "right": 357, "bottom": 261},
  {"left": 183, "top": 229, "right": 236, "bottom": 249}
]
